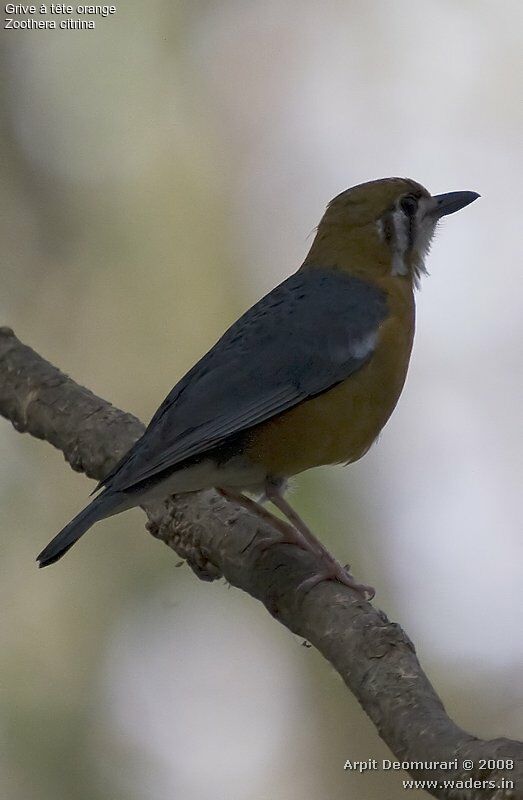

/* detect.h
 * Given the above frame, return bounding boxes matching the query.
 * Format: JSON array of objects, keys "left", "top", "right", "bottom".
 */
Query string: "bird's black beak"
[{"left": 432, "top": 191, "right": 480, "bottom": 218}]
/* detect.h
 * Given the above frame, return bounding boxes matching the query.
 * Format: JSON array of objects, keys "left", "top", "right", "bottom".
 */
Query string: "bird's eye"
[{"left": 399, "top": 195, "right": 418, "bottom": 216}]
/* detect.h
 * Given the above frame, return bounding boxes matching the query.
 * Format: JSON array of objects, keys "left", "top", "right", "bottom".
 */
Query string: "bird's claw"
[
  {"left": 297, "top": 564, "right": 375, "bottom": 601},
  {"left": 246, "top": 530, "right": 374, "bottom": 600}
]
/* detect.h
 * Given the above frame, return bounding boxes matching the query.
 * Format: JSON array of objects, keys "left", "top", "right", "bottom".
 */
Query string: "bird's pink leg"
[
  {"left": 217, "top": 482, "right": 375, "bottom": 600},
  {"left": 263, "top": 480, "right": 375, "bottom": 600},
  {"left": 216, "top": 487, "right": 312, "bottom": 551}
]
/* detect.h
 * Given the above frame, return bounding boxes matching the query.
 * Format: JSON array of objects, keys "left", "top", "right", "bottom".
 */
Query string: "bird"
[{"left": 37, "top": 177, "right": 479, "bottom": 597}]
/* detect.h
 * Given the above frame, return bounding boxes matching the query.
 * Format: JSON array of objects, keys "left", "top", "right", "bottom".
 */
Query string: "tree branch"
[{"left": 1, "top": 326, "right": 521, "bottom": 799}]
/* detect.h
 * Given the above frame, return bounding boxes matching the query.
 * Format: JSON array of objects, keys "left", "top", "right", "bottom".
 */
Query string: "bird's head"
[{"left": 302, "top": 178, "right": 479, "bottom": 286}]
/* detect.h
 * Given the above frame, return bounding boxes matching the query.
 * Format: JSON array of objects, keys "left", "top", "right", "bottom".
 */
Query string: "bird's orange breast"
[{"left": 244, "top": 277, "right": 415, "bottom": 477}]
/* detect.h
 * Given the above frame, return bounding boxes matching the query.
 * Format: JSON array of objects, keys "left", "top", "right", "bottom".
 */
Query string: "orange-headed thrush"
[{"left": 38, "top": 178, "right": 479, "bottom": 595}]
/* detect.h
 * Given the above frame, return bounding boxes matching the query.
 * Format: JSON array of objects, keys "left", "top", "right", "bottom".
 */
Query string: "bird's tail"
[{"left": 37, "top": 491, "right": 126, "bottom": 568}]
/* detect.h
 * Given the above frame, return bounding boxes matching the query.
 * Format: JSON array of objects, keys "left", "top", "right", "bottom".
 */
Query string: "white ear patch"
[
  {"left": 378, "top": 198, "right": 437, "bottom": 283},
  {"left": 376, "top": 211, "right": 409, "bottom": 276},
  {"left": 392, "top": 251, "right": 409, "bottom": 276},
  {"left": 390, "top": 208, "right": 409, "bottom": 276}
]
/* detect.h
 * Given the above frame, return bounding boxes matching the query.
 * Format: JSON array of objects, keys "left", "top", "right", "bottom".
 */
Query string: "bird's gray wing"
[{"left": 101, "top": 269, "right": 388, "bottom": 492}]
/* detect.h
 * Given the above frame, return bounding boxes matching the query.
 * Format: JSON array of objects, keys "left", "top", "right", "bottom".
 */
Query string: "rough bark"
[{"left": 1, "top": 326, "right": 521, "bottom": 799}]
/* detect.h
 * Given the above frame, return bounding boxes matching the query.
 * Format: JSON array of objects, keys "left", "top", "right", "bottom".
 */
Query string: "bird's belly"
[
  {"left": 135, "top": 454, "right": 267, "bottom": 500},
  {"left": 245, "top": 314, "right": 414, "bottom": 477}
]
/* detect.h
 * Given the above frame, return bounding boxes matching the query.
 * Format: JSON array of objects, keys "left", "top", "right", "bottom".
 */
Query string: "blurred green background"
[{"left": 1, "top": 2, "right": 521, "bottom": 798}]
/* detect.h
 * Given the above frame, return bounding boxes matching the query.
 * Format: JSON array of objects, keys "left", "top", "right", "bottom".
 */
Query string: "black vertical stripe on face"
[
  {"left": 382, "top": 213, "right": 394, "bottom": 244},
  {"left": 399, "top": 195, "right": 419, "bottom": 249},
  {"left": 406, "top": 212, "right": 416, "bottom": 248}
]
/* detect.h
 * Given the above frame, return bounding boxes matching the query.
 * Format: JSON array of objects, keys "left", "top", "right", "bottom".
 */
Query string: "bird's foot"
[
  {"left": 263, "top": 478, "right": 374, "bottom": 599},
  {"left": 217, "top": 485, "right": 374, "bottom": 601},
  {"left": 297, "top": 559, "right": 375, "bottom": 600},
  {"left": 217, "top": 486, "right": 312, "bottom": 552}
]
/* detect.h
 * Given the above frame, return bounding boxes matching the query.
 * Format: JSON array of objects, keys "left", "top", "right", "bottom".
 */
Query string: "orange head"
[{"left": 302, "top": 177, "right": 479, "bottom": 286}]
